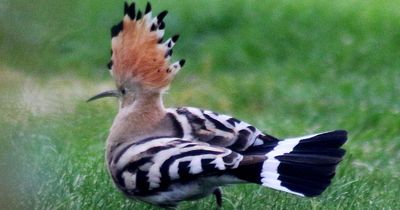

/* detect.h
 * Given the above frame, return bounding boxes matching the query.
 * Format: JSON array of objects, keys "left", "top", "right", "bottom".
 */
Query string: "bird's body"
[
  {"left": 89, "top": 2, "right": 348, "bottom": 208},
  {"left": 105, "top": 106, "right": 346, "bottom": 208}
]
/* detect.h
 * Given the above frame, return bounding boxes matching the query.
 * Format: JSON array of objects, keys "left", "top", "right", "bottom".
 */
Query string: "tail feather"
[
  {"left": 234, "top": 130, "right": 347, "bottom": 197},
  {"left": 273, "top": 178, "right": 329, "bottom": 197},
  {"left": 276, "top": 153, "right": 343, "bottom": 165},
  {"left": 288, "top": 147, "right": 345, "bottom": 158},
  {"left": 289, "top": 130, "right": 347, "bottom": 149},
  {"left": 261, "top": 130, "right": 347, "bottom": 197}
]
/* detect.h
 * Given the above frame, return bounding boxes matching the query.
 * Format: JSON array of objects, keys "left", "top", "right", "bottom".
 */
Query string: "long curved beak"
[{"left": 87, "top": 90, "right": 120, "bottom": 102}]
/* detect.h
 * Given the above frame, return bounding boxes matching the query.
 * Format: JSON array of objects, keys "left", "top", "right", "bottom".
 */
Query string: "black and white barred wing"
[
  {"left": 168, "top": 107, "right": 280, "bottom": 152},
  {"left": 110, "top": 137, "right": 243, "bottom": 196}
]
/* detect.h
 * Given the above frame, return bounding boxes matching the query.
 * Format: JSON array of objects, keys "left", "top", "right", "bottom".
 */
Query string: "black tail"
[{"left": 235, "top": 130, "right": 347, "bottom": 197}]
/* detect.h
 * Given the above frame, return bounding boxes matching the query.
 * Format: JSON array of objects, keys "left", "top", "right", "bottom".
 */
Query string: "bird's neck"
[
  {"left": 130, "top": 90, "right": 165, "bottom": 114},
  {"left": 108, "top": 89, "right": 167, "bottom": 146}
]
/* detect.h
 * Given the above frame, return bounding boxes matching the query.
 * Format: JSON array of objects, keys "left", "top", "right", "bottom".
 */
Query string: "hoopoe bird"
[{"left": 88, "top": 2, "right": 348, "bottom": 209}]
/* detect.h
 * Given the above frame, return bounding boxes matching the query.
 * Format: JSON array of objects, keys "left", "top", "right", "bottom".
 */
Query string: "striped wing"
[
  {"left": 168, "top": 107, "right": 280, "bottom": 152},
  {"left": 109, "top": 137, "right": 243, "bottom": 196}
]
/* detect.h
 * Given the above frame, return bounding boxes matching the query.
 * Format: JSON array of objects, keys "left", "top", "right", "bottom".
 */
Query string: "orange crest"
[{"left": 108, "top": 2, "right": 185, "bottom": 90}]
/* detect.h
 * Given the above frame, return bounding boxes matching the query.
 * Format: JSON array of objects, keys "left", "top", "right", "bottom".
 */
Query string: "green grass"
[{"left": 1, "top": 0, "right": 399, "bottom": 209}]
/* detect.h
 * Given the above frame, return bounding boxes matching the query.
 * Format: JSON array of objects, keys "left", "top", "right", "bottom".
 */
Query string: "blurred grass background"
[{"left": 0, "top": 0, "right": 399, "bottom": 209}]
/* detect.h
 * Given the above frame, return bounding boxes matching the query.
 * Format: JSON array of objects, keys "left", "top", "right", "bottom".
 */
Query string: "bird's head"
[{"left": 88, "top": 2, "right": 184, "bottom": 109}]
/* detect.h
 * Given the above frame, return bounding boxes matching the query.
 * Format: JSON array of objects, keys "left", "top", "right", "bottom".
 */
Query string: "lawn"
[{"left": 0, "top": 0, "right": 399, "bottom": 209}]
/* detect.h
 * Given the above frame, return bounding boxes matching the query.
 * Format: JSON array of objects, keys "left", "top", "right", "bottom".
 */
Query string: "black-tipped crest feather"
[
  {"left": 179, "top": 59, "right": 186, "bottom": 67},
  {"left": 172, "top": 34, "right": 180, "bottom": 42},
  {"left": 159, "top": 22, "right": 165, "bottom": 30},
  {"left": 111, "top": 21, "right": 123, "bottom": 37},
  {"left": 150, "top": 24, "right": 157, "bottom": 31},
  {"left": 124, "top": 2, "right": 129, "bottom": 15},
  {"left": 127, "top": 2, "right": 136, "bottom": 19},
  {"left": 136, "top": 10, "right": 142, "bottom": 19},
  {"left": 157, "top": 10, "right": 168, "bottom": 23},
  {"left": 145, "top": 2, "right": 152, "bottom": 14}
]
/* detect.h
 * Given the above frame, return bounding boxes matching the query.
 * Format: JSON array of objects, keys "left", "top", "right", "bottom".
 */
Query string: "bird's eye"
[{"left": 120, "top": 88, "right": 126, "bottom": 95}]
